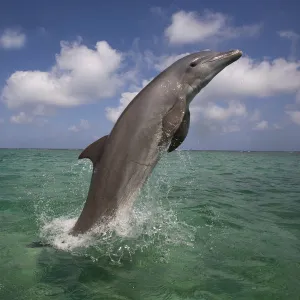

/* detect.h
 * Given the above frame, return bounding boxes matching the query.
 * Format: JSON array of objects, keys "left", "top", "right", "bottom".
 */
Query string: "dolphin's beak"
[{"left": 209, "top": 49, "right": 243, "bottom": 65}]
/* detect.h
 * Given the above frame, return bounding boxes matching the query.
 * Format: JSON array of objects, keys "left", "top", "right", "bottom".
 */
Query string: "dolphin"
[{"left": 71, "top": 49, "right": 242, "bottom": 235}]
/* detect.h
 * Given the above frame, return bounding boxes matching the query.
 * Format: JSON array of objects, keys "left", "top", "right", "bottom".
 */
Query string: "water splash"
[{"left": 34, "top": 153, "right": 196, "bottom": 264}]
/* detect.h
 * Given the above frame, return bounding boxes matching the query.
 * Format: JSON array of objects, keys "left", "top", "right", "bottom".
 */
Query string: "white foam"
[
  {"left": 38, "top": 195, "right": 195, "bottom": 264},
  {"left": 35, "top": 153, "right": 196, "bottom": 263},
  {"left": 40, "top": 217, "right": 94, "bottom": 251}
]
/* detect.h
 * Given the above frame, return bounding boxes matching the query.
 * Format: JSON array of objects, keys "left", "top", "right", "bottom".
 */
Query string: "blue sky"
[{"left": 0, "top": 0, "right": 300, "bottom": 150}]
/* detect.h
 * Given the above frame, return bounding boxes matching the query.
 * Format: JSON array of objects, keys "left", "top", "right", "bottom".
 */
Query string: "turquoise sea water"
[{"left": 0, "top": 149, "right": 299, "bottom": 299}]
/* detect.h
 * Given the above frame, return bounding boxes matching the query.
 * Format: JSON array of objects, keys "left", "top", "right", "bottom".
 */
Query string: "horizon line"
[{"left": 0, "top": 147, "right": 299, "bottom": 152}]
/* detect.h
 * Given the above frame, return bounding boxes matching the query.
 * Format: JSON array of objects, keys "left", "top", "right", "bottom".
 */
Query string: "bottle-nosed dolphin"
[{"left": 71, "top": 49, "right": 242, "bottom": 235}]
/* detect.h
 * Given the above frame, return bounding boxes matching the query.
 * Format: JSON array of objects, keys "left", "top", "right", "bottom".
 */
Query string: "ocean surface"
[{"left": 0, "top": 149, "right": 299, "bottom": 300}]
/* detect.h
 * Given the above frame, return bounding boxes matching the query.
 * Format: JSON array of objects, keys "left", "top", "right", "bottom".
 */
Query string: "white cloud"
[
  {"left": 68, "top": 119, "right": 90, "bottom": 132},
  {"left": 222, "top": 124, "right": 240, "bottom": 133},
  {"left": 285, "top": 110, "right": 300, "bottom": 125},
  {"left": 1, "top": 39, "right": 125, "bottom": 110},
  {"left": 10, "top": 112, "right": 32, "bottom": 124},
  {"left": 105, "top": 48, "right": 300, "bottom": 136},
  {"left": 189, "top": 100, "right": 246, "bottom": 135},
  {"left": 253, "top": 120, "right": 268, "bottom": 130},
  {"left": 198, "top": 56, "right": 300, "bottom": 101},
  {"left": 32, "top": 105, "right": 50, "bottom": 116},
  {"left": 0, "top": 29, "right": 26, "bottom": 49},
  {"left": 147, "top": 51, "right": 300, "bottom": 103},
  {"left": 68, "top": 126, "right": 78, "bottom": 132},
  {"left": 165, "top": 10, "right": 261, "bottom": 45},
  {"left": 278, "top": 30, "right": 300, "bottom": 40},
  {"left": 8, "top": 32, "right": 296, "bottom": 133},
  {"left": 153, "top": 53, "right": 190, "bottom": 71},
  {"left": 105, "top": 79, "right": 151, "bottom": 122},
  {"left": 106, "top": 84, "right": 247, "bottom": 134},
  {"left": 192, "top": 101, "right": 247, "bottom": 122},
  {"left": 249, "top": 109, "right": 261, "bottom": 122},
  {"left": 105, "top": 92, "right": 138, "bottom": 123},
  {"left": 150, "top": 7, "right": 164, "bottom": 17},
  {"left": 297, "top": 91, "right": 300, "bottom": 104},
  {"left": 278, "top": 30, "right": 299, "bottom": 60}
]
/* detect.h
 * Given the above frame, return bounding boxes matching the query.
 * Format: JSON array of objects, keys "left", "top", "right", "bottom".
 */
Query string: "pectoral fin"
[
  {"left": 78, "top": 135, "right": 108, "bottom": 165},
  {"left": 168, "top": 109, "right": 190, "bottom": 152},
  {"left": 160, "top": 98, "right": 187, "bottom": 150}
]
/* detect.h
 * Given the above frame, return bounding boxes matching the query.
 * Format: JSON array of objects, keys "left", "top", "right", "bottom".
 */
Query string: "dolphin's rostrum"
[{"left": 71, "top": 49, "right": 242, "bottom": 235}]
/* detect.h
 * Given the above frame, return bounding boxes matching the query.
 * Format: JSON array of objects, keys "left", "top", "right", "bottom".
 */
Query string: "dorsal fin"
[{"left": 78, "top": 135, "right": 108, "bottom": 165}]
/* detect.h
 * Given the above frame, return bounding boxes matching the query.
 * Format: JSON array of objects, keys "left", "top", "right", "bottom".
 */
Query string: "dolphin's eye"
[{"left": 190, "top": 61, "right": 197, "bottom": 67}]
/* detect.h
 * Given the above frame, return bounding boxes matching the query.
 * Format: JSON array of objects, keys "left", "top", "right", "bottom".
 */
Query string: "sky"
[{"left": 0, "top": 0, "right": 300, "bottom": 151}]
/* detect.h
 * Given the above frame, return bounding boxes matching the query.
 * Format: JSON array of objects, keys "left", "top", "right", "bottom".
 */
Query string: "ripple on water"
[
  {"left": 1, "top": 149, "right": 300, "bottom": 299},
  {"left": 35, "top": 158, "right": 197, "bottom": 264}
]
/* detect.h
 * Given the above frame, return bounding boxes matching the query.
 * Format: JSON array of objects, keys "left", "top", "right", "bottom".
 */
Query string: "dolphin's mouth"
[{"left": 208, "top": 50, "right": 243, "bottom": 63}]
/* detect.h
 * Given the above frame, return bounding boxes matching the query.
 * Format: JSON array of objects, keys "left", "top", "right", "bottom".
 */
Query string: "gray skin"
[{"left": 71, "top": 49, "right": 242, "bottom": 235}]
